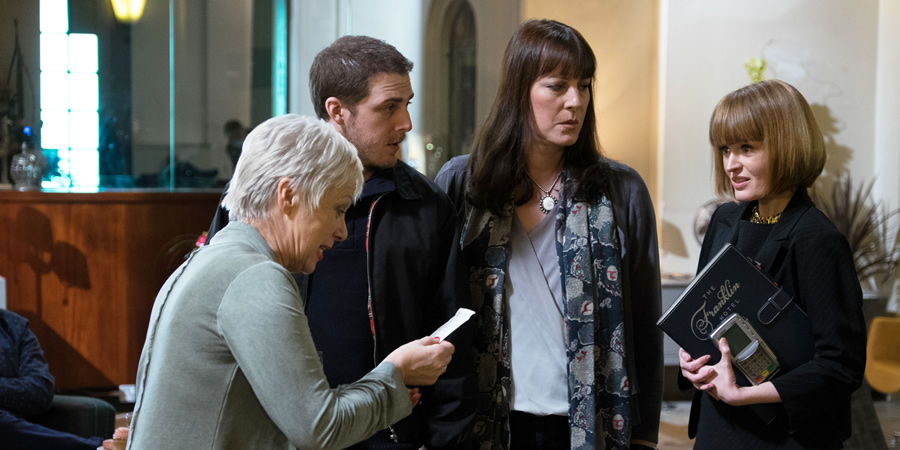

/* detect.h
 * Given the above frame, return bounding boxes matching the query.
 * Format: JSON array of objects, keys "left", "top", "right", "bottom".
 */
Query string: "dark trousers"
[
  {"left": 343, "top": 428, "right": 420, "bottom": 450},
  {"left": 0, "top": 409, "right": 103, "bottom": 450},
  {"left": 509, "top": 411, "right": 570, "bottom": 450}
]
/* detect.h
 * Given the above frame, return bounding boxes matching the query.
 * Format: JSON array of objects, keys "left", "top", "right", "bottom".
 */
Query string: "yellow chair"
[{"left": 866, "top": 316, "right": 900, "bottom": 396}]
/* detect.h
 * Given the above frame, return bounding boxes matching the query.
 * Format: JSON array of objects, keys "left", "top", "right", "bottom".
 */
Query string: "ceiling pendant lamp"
[{"left": 110, "top": 0, "right": 147, "bottom": 23}]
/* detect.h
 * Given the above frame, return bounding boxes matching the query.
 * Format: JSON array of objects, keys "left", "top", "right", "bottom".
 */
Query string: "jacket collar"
[
  {"left": 389, "top": 160, "right": 424, "bottom": 201},
  {"left": 710, "top": 187, "right": 815, "bottom": 271}
]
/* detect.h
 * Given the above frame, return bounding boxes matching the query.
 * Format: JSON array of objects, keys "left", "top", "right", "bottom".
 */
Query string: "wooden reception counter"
[{"left": 0, "top": 188, "right": 222, "bottom": 390}]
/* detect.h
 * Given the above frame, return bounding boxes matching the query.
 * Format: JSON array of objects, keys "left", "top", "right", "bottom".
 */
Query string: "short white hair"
[{"left": 222, "top": 115, "right": 364, "bottom": 222}]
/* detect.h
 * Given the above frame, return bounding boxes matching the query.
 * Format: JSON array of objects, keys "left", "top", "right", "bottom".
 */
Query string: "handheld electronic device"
[{"left": 711, "top": 313, "right": 780, "bottom": 385}]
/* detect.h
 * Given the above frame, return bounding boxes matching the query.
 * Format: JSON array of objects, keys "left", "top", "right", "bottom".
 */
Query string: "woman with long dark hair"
[{"left": 436, "top": 19, "right": 663, "bottom": 450}]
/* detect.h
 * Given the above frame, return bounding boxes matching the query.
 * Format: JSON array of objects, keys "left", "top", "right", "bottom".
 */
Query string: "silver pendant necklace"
[{"left": 527, "top": 172, "right": 562, "bottom": 215}]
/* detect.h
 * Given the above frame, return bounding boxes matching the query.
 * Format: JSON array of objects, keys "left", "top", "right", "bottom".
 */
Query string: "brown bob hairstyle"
[
  {"left": 709, "top": 79, "right": 826, "bottom": 199},
  {"left": 466, "top": 19, "right": 608, "bottom": 215}
]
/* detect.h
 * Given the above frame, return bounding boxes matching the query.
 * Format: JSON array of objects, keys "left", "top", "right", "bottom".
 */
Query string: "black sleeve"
[
  {"left": 618, "top": 170, "right": 664, "bottom": 444},
  {"left": 205, "top": 184, "right": 229, "bottom": 244},
  {"left": 420, "top": 196, "right": 477, "bottom": 450},
  {"left": 434, "top": 156, "right": 469, "bottom": 225},
  {"left": 769, "top": 224, "right": 866, "bottom": 432},
  {"left": 0, "top": 319, "right": 55, "bottom": 416}
]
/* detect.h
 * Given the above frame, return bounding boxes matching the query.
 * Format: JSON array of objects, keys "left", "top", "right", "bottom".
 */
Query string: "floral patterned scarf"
[{"left": 462, "top": 176, "right": 632, "bottom": 449}]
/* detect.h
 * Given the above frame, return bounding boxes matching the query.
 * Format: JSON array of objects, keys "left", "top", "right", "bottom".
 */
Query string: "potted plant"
[{"left": 812, "top": 173, "right": 900, "bottom": 304}]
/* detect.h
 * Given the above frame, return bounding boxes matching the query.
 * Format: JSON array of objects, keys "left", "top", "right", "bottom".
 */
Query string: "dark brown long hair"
[{"left": 466, "top": 19, "right": 609, "bottom": 215}]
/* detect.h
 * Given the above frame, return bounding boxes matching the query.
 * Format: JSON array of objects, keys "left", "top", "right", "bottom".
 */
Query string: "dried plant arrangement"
[{"left": 812, "top": 173, "right": 900, "bottom": 292}]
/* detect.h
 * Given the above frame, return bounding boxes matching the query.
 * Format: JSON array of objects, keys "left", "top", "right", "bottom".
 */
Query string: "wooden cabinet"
[{"left": 0, "top": 189, "right": 221, "bottom": 390}]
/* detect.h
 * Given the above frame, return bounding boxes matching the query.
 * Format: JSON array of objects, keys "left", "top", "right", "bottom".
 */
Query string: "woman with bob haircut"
[
  {"left": 679, "top": 79, "right": 867, "bottom": 449},
  {"left": 128, "top": 115, "right": 456, "bottom": 449},
  {"left": 436, "top": 19, "right": 663, "bottom": 450}
]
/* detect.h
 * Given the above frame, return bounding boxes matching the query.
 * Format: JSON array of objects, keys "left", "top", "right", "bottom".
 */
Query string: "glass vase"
[{"left": 9, "top": 146, "right": 47, "bottom": 191}]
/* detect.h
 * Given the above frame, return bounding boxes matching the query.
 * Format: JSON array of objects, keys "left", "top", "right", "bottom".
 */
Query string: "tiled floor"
[
  {"left": 658, "top": 399, "right": 900, "bottom": 449},
  {"left": 875, "top": 399, "right": 900, "bottom": 447},
  {"left": 658, "top": 401, "right": 693, "bottom": 449},
  {"left": 115, "top": 399, "right": 900, "bottom": 448}
]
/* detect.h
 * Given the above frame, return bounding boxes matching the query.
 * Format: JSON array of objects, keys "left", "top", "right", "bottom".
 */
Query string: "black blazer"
[{"left": 690, "top": 188, "right": 867, "bottom": 449}]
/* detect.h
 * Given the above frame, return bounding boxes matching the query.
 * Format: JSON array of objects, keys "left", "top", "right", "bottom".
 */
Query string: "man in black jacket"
[{"left": 206, "top": 36, "right": 475, "bottom": 450}]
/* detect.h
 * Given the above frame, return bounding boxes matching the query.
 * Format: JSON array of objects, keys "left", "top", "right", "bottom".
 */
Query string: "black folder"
[{"left": 657, "top": 244, "right": 814, "bottom": 422}]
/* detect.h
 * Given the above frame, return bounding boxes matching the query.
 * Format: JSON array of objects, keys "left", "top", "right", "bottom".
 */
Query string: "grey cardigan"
[{"left": 128, "top": 222, "right": 411, "bottom": 449}]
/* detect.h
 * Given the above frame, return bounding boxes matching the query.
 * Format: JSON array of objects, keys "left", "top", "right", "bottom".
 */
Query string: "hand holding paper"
[{"left": 385, "top": 337, "right": 454, "bottom": 385}]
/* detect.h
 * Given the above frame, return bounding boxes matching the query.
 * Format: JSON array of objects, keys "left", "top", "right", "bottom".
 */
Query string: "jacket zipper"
[{"left": 365, "top": 193, "right": 399, "bottom": 443}]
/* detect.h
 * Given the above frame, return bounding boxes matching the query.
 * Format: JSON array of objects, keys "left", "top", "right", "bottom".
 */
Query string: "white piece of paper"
[{"left": 431, "top": 308, "right": 475, "bottom": 342}]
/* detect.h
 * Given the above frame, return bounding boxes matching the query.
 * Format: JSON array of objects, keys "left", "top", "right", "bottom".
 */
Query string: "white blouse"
[{"left": 506, "top": 207, "right": 568, "bottom": 416}]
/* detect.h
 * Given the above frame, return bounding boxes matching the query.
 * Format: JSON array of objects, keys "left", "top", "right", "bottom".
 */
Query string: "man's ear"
[
  {"left": 275, "top": 178, "right": 298, "bottom": 216},
  {"left": 324, "top": 97, "right": 346, "bottom": 126}
]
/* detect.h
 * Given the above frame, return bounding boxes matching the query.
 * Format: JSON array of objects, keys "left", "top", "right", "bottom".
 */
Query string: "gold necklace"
[{"left": 750, "top": 204, "right": 781, "bottom": 224}]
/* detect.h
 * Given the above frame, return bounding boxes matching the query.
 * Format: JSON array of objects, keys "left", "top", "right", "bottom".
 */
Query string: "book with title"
[
  {"left": 657, "top": 243, "right": 814, "bottom": 384},
  {"left": 658, "top": 244, "right": 815, "bottom": 423}
]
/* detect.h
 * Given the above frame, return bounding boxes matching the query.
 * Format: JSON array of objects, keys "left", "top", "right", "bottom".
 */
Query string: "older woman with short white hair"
[{"left": 127, "top": 115, "right": 454, "bottom": 450}]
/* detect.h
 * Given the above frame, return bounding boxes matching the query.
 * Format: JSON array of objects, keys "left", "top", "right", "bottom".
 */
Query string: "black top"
[
  {"left": 305, "top": 169, "right": 410, "bottom": 450},
  {"left": 735, "top": 218, "right": 775, "bottom": 261},
  {"left": 306, "top": 168, "right": 395, "bottom": 387}
]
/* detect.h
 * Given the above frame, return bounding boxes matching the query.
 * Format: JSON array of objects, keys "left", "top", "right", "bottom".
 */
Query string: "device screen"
[{"left": 723, "top": 324, "right": 752, "bottom": 353}]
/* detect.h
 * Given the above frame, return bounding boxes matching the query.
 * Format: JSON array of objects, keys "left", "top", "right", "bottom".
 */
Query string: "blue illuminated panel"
[
  {"left": 40, "top": 1, "right": 99, "bottom": 188},
  {"left": 69, "top": 34, "right": 99, "bottom": 72},
  {"left": 40, "top": 0, "right": 68, "bottom": 33},
  {"left": 40, "top": 110, "right": 69, "bottom": 150},
  {"left": 40, "top": 33, "right": 68, "bottom": 71},
  {"left": 69, "top": 73, "right": 99, "bottom": 111}
]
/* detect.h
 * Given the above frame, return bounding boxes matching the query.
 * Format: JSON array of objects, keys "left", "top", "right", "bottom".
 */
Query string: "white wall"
[
  {"left": 874, "top": 0, "right": 900, "bottom": 210},
  {"left": 206, "top": 0, "right": 253, "bottom": 179},
  {"left": 288, "top": 1, "right": 339, "bottom": 118},
  {"left": 131, "top": 0, "right": 253, "bottom": 180},
  {"left": 130, "top": 0, "right": 178, "bottom": 175},
  {"left": 658, "top": 0, "right": 881, "bottom": 275}
]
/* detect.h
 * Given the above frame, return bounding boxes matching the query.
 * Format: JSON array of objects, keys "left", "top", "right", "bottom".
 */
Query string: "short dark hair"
[
  {"left": 709, "top": 79, "right": 825, "bottom": 199},
  {"left": 223, "top": 119, "right": 244, "bottom": 134},
  {"left": 467, "top": 19, "right": 608, "bottom": 215},
  {"left": 309, "top": 35, "right": 414, "bottom": 120}
]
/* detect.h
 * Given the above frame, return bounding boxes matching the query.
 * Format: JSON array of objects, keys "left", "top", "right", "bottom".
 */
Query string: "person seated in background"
[
  {"left": 223, "top": 119, "right": 249, "bottom": 171},
  {"left": 0, "top": 308, "right": 120, "bottom": 450},
  {"left": 127, "top": 114, "right": 455, "bottom": 449}
]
